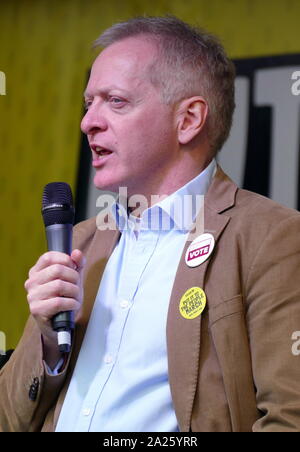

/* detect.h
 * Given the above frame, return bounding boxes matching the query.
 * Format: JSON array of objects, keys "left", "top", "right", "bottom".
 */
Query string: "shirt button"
[
  {"left": 82, "top": 408, "right": 91, "bottom": 416},
  {"left": 120, "top": 299, "right": 129, "bottom": 309},
  {"left": 104, "top": 354, "right": 113, "bottom": 364}
]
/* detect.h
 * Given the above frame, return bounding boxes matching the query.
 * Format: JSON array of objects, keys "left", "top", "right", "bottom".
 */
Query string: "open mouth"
[{"left": 93, "top": 146, "right": 113, "bottom": 158}]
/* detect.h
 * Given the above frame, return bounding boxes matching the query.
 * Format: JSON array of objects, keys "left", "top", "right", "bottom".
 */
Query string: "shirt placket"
[{"left": 79, "top": 225, "right": 160, "bottom": 431}]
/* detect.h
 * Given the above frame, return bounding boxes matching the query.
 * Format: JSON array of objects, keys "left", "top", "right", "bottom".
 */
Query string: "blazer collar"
[{"left": 205, "top": 164, "right": 237, "bottom": 214}]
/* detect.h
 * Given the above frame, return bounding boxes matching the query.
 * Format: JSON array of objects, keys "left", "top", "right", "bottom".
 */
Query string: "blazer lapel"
[{"left": 166, "top": 166, "right": 237, "bottom": 431}]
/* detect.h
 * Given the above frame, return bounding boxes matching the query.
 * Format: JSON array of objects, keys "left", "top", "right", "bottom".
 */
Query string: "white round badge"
[{"left": 185, "top": 233, "right": 215, "bottom": 268}]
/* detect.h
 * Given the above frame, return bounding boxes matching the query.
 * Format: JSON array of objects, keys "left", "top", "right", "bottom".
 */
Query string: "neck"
[{"left": 124, "top": 154, "right": 213, "bottom": 215}]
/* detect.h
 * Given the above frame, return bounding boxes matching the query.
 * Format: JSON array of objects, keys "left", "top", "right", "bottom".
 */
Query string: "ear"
[{"left": 176, "top": 96, "right": 208, "bottom": 145}]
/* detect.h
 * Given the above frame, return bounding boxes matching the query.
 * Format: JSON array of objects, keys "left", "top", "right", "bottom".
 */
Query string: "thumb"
[{"left": 71, "top": 249, "right": 86, "bottom": 271}]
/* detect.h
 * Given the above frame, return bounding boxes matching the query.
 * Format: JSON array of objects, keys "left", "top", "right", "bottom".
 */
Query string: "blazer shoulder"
[
  {"left": 234, "top": 187, "right": 300, "bottom": 223},
  {"left": 209, "top": 166, "right": 300, "bottom": 224},
  {"left": 226, "top": 188, "right": 300, "bottom": 257},
  {"left": 73, "top": 217, "right": 97, "bottom": 251}
]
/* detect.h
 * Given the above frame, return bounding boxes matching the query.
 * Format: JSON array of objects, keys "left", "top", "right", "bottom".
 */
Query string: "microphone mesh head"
[
  {"left": 42, "top": 182, "right": 75, "bottom": 227},
  {"left": 42, "top": 182, "right": 73, "bottom": 208}
]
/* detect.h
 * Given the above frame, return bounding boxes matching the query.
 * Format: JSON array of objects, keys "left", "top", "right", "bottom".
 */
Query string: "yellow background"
[{"left": 0, "top": 0, "right": 300, "bottom": 348}]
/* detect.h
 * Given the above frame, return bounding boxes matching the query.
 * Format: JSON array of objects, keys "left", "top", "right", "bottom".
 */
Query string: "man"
[{"left": 1, "top": 16, "right": 300, "bottom": 432}]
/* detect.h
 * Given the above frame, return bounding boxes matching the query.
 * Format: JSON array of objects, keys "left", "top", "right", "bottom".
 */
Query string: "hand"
[{"left": 24, "top": 249, "right": 85, "bottom": 367}]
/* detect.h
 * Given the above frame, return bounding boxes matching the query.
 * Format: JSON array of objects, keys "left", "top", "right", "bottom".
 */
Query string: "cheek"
[{"left": 134, "top": 110, "right": 176, "bottom": 148}]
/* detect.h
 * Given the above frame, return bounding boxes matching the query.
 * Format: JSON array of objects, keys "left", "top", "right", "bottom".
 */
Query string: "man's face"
[{"left": 81, "top": 37, "right": 180, "bottom": 197}]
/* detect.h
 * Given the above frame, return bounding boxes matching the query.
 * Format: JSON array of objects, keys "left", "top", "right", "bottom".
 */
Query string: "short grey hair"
[{"left": 94, "top": 16, "right": 235, "bottom": 154}]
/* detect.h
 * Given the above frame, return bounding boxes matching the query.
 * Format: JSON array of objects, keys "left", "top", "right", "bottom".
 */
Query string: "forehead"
[{"left": 86, "top": 37, "right": 158, "bottom": 94}]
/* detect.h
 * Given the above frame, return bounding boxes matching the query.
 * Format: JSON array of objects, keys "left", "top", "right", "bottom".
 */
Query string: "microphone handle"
[
  {"left": 45, "top": 223, "right": 73, "bottom": 254},
  {"left": 45, "top": 224, "right": 75, "bottom": 353}
]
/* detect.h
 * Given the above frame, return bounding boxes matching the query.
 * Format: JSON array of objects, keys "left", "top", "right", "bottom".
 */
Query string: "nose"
[{"left": 81, "top": 103, "right": 108, "bottom": 135}]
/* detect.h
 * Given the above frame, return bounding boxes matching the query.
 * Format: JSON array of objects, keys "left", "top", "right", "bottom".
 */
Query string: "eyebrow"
[{"left": 83, "top": 86, "right": 129, "bottom": 98}]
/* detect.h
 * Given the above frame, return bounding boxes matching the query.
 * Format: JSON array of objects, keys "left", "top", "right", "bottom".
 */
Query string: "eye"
[
  {"left": 109, "top": 96, "right": 126, "bottom": 108},
  {"left": 84, "top": 99, "right": 93, "bottom": 110}
]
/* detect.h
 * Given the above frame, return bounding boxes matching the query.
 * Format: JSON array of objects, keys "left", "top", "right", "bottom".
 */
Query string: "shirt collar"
[
  {"left": 111, "top": 159, "right": 217, "bottom": 233},
  {"left": 155, "top": 158, "right": 216, "bottom": 231}
]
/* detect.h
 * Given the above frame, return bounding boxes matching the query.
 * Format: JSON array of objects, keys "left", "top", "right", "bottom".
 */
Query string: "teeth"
[
  {"left": 94, "top": 146, "right": 112, "bottom": 158},
  {"left": 94, "top": 146, "right": 105, "bottom": 158}
]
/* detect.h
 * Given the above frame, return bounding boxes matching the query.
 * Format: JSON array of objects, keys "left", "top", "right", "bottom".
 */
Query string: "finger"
[
  {"left": 25, "top": 264, "right": 79, "bottom": 291},
  {"left": 30, "top": 297, "right": 81, "bottom": 319},
  {"left": 27, "top": 280, "right": 80, "bottom": 304},
  {"left": 29, "top": 252, "right": 77, "bottom": 277}
]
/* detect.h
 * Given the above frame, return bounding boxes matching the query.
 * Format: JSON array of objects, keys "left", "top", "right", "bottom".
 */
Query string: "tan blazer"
[{"left": 1, "top": 166, "right": 300, "bottom": 432}]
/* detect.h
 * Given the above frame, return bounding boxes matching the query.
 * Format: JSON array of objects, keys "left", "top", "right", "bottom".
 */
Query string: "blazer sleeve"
[
  {"left": 245, "top": 214, "right": 300, "bottom": 432},
  {"left": 0, "top": 315, "right": 70, "bottom": 432},
  {"left": 0, "top": 218, "right": 97, "bottom": 432}
]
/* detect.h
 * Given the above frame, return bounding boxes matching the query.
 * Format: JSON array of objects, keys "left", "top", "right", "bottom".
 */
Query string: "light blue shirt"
[{"left": 55, "top": 159, "right": 216, "bottom": 432}]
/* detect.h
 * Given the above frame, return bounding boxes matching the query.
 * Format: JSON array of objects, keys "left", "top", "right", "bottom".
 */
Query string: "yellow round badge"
[{"left": 179, "top": 287, "right": 206, "bottom": 320}]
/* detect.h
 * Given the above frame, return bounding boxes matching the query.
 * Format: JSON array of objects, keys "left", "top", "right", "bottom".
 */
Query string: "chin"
[
  {"left": 93, "top": 171, "right": 140, "bottom": 197},
  {"left": 93, "top": 174, "right": 121, "bottom": 194}
]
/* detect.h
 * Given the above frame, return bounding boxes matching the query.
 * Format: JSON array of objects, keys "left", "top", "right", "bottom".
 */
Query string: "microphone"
[{"left": 41, "top": 182, "right": 75, "bottom": 353}]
